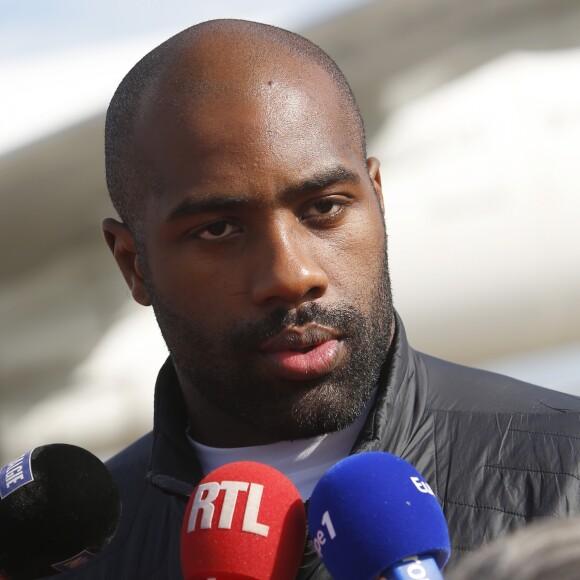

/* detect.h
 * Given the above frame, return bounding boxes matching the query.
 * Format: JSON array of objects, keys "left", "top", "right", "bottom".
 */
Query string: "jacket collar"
[
  {"left": 146, "top": 359, "right": 203, "bottom": 497},
  {"left": 146, "top": 313, "right": 426, "bottom": 497},
  {"left": 353, "top": 313, "right": 428, "bottom": 457}
]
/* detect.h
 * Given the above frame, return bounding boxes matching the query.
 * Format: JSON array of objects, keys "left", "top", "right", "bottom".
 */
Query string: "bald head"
[{"left": 105, "top": 19, "right": 366, "bottom": 233}]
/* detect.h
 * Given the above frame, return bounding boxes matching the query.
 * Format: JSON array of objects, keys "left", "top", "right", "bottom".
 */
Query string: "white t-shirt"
[{"left": 187, "top": 391, "right": 376, "bottom": 500}]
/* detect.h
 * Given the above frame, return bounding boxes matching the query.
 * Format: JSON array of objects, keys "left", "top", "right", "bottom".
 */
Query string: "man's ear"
[
  {"left": 367, "top": 157, "right": 384, "bottom": 213},
  {"left": 102, "top": 218, "right": 152, "bottom": 306}
]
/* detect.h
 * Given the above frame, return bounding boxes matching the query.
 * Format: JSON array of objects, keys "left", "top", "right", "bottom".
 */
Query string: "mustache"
[{"left": 228, "top": 302, "right": 365, "bottom": 350}]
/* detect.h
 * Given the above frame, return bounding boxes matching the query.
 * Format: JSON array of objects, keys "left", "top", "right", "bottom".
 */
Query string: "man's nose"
[{"left": 249, "top": 224, "right": 329, "bottom": 308}]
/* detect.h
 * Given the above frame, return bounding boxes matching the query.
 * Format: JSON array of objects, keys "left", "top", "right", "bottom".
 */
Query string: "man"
[{"left": 58, "top": 19, "right": 580, "bottom": 578}]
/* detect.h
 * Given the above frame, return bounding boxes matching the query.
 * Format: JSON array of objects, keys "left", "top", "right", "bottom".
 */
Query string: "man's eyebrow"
[
  {"left": 165, "top": 165, "right": 361, "bottom": 222},
  {"left": 166, "top": 195, "right": 250, "bottom": 222},
  {"left": 280, "top": 165, "right": 361, "bottom": 200}
]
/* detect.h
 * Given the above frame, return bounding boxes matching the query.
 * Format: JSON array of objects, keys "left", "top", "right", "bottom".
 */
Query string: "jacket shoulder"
[
  {"left": 416, "top": 354, "right": 580, "bottom": 567},
  {"left": 419, "top": 352, "right": 580, "bottom": 414}
]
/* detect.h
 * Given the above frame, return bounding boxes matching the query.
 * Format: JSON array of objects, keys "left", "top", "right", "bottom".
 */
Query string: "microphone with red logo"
[
  {"left": 0, "top": 444, "right": 121, "bottom": 580},
  {"left": 180, "top": 461, "right": 307, "bottom": 580},
  {"left": 307, "top": 452, "right": 450, "bottom": 580}
]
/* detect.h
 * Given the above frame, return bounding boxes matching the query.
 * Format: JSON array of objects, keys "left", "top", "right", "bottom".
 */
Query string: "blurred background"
[{"left": 1, "top": 0, "right": 579, "bottom": 464}]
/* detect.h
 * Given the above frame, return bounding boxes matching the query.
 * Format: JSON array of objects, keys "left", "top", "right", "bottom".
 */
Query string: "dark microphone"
[
  {"left": 180, "top": 461, "right": 306, "bottom": 580},
  {"left": 0, "top": 444, "right": 121, "bottom": 580},
  {"left": 307, "top": 452, "right": 450, "bottom": 580}
]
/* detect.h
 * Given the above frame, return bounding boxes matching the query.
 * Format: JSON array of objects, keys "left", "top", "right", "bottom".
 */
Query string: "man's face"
[{"left": 131, "top": 65, "right": 394, "bottom": 445}]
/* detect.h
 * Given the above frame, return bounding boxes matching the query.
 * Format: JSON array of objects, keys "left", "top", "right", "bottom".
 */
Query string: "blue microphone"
[{"left": 307, "top": 452, "right": 450, "bottom": 580}]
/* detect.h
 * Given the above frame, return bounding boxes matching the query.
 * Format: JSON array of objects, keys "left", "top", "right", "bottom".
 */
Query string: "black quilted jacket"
[{"left": 52, "top": 317, "right": 580, "bottom": 579}]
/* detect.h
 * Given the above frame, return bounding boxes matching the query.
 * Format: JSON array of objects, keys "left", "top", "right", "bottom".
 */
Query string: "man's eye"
[
  {"left": 196, "top": 221, "right": 240, "bottom": 240},
  {"left": 304, "top": 199, "right": 344, "bottom": 219}
]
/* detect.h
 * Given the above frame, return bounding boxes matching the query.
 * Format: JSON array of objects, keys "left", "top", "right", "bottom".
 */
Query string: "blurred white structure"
[{"left": 379, "top": 49, "right": 580, "bottom": 365}]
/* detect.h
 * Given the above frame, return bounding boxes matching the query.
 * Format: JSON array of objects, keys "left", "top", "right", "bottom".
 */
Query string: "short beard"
[{"left": 146, "top": 252, "right": 394, "bottom": 441}]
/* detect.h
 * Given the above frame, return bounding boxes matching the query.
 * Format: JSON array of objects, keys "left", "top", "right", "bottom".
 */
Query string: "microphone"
[
  {"left": 307, "top": 452, "right": 450, "bottom": 580},
  {"left": 0, "top": 444, "right": 121, "bottom": 580},
  {"left": 180, "top": 461, "right": 307, "bottom": 580}
]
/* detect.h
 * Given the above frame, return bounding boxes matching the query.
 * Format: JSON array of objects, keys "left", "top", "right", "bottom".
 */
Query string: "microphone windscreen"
[
  {"left": 0, "top": 444, "right": 121, "bottom": 579},
  {"left": 307, "top": 452, "right": 450, "bottom": 580},
  {"left": 181, "top": 461, "right": 306, "bottom": 580}
]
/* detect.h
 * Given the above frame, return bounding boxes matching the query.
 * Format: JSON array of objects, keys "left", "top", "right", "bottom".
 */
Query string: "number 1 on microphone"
[{"left": 321, "top": 510, "right": 336, "bottom": 539}]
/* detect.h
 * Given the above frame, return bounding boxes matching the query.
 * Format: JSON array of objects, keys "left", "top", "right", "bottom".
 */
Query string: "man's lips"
[{"left": 258, "top": 326, "right": 344, "bottom": 380}]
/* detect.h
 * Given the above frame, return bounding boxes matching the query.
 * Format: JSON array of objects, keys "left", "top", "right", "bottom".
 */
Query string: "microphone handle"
[{"left": 379, "top": 555, "right": 443, "bottom": 580}]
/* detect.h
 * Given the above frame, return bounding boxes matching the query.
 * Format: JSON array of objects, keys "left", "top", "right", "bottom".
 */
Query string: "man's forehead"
[
  {"left": 141, "top": 36, "right": 331, "bottom": 113},
  {"left": 123, "top": 24, "right": 365, "bottom": 214},
  {"left": 135, "top": 81, "right": 363, "bottom": 221},
  {"left": 134, "top": 50, "right": 346, "bottom": 160}
]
